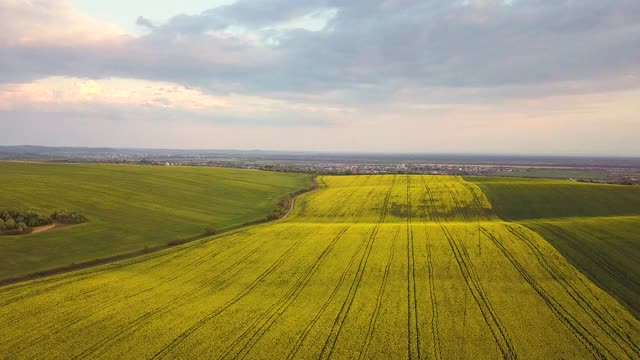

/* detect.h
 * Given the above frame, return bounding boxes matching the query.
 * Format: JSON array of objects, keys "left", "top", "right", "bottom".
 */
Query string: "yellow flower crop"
[{"left": 0, "top": 175, "right": 638, "bottom": 359}]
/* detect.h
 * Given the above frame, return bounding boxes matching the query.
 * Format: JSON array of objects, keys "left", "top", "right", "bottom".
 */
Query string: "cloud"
[
  {"left": 0, "top": 78, "right": 225, "bottom": 110},
  {"left": 0, "top": 77, "right": 334, "bottom": 128},
  {"left": 0, "top": 0, "right": 639, "bottom": 154},
  {"left": 0, "top": 0, "right": 121, "bottom": 44},
  {"left": 0, "top": 83, "right": 54, "bottom": 110},
  {"left": 2, "top": 0, "right": 639, "bottom": 97},
  {"left": 2, "top": 88, "right": 638, "bottom": 155},
  {"left": 136, "top": 16, "right": 155, "bottom": 29}
]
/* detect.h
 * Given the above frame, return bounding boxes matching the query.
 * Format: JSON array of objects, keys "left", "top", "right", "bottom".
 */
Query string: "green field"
[
  {"left": 525, "top": 217, "right": 640, "bottom": 318},
  {"left": 468, "top": 177, "right": 640, "bottom": 221},
  {"left": 491, "top": 168, "right": 608, "bottom": 180},
  {"left": 0, "top": 162, "right": 311, "bottom": 281},
  {"left": 1, "top": 175, "right": 638, "bottom": 359},
  {"left": 469, "top": 176, "right": 640, "bottom": 318}
]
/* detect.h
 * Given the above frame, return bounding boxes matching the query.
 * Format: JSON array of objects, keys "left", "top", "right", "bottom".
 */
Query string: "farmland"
[
  {"left": 467, "top": 177, "right": 640, "bottom": 221},
  {"left": 0, "top": 162, "right": 311, "bottom": 281},
  {"left": 1, "top": 175, "right": 638, "bottom": 359},
  {"left": 490, "top": 168, "right": 608, "bottom": 180},
  {"left": 470, "top": 176, "right": 640, "bottom": 317}
]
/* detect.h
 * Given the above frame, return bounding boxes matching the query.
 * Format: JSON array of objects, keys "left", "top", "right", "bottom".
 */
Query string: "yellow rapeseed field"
[{"left": 1, "top": 175, "right": 638, "bottom": 359}]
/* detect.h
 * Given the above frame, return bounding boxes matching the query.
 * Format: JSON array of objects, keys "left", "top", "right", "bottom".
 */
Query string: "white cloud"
[
  {"left": 0, "top": 0, "right": 639, "bottom": 155},
  {"left": 0, "top": 77, "right": 225, "bottom": 110},
  {"left": 0, "top": 0, "right": 122, "bottom": 45}
]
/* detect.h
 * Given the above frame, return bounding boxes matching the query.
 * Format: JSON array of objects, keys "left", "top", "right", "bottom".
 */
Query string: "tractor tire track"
[
  {"left": 480, "top": 225, "right": 610, "bottom": 359},
  {"left": 328, "top": 175, "right": 373, "bottom": 222},
  {"left": 285, "top": 228, "right": 369, "bottom": 360},
  {"left": 420, "top": 176, "right": 443, "bottom": 359},
  {"left": 461, "top": 181, "right": 489, "bottom": 220},
  {"left": 318, "top": 222, "right": 379, "bottom": 360},
  {"left": 287, "top": 176, "right": 396, "bottom": 360},
  {"left": 440, "top": 225, "right": 517, "bottom": 359},
  {"left": 506, "top": 225, "right": 640, "bottom": 358},
  {"left": 535, "top": 223, "right": 639, "bottom": 298},
  {"left": 1, "top": 230, "right": 262, "bottom": 351},
  {"left": 0, "top": 230, "right": 245, "bottom": 309},
  {"left": 444, "top": 183, "right": 469, "bottom": 222},
  {"left": 511, "top": 225, "right": 639, "bottom": 356},
  {"left": 360, "top": 174, "right": 399, "bottom": 359},
  {"left": 149, "top": 227, "right": 310, "bottom": 359},
  {"left": 405, "top": 175, "right": 421, "bottom": 360},
  {"left": 359, "top": 226, "right": 400, "bottom": 360},
  {"left": 152, "top": 178, "right": 373, "bottom": 359},
  {"left": 424, "top": 225, "right": 443, "bottom": 360},
  {"left": 422, "top": 178, "right": 441, "bottom": 222},
  {"left": 67, "top": 232, "right": 291, "bottom": 360},
  {"left": 219, "top": 227, "right": 349, "bottom": 360}
]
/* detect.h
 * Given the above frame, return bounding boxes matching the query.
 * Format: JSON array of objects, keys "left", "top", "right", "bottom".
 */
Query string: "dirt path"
[{"left": 30, "top": 223, "right": 59, "bottom": 234}]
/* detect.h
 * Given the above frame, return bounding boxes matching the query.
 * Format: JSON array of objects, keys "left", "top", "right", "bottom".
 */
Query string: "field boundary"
[{"left": 0, "top": 176, "right": 319, "bottom": 288}]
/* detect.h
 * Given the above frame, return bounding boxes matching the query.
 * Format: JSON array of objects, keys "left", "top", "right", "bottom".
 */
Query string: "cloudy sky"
[{"left": 1, "top": 0, "right": 638, "bottom": 155}]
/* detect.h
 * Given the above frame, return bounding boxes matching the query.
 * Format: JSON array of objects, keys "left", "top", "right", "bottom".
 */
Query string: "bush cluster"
[
  {"left": 266, "top": 195, "right": 293, "bottom": 221},
  {"left": 0, "top": 210, "right": 52, "bottom": 234},
  {"left": 0, "top": 209, "right": 87, "bottom": 235},
  {"left": 50, "top": 210, "right": 88, "bottom": 224}
]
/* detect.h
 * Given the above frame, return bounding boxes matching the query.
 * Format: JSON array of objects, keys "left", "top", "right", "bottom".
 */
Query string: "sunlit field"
[
  {"left": 0, "top": 162, "right": 311, "bottom": 281},
  {"left": 471, "top": 176, "right": 640, "bottom": 318},
  {"left": 1, "top": 175, "right": 638, "bottom": 359}
]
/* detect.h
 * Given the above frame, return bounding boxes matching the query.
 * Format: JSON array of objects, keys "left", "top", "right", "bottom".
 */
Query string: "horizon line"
[{"left": 2, "top": 144, "right": 640, "bottom": 159}]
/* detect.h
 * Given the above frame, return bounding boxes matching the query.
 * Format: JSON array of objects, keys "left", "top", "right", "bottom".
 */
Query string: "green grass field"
[
  {"left": 468, "top": 176, "right": 640, "bottom": 318},
  {"left": 525, "top": 217, "right": 640, "bottom": 318},
  {"left": 0, "top": 162, "right": 311, "bottom": 281},
  {"left": 468, "top": 177, "right": 640, "bottom": 221},
  {"left": 491, "top": 168, "right": 608, "bottom": 180},
  {"left": 1, "top": 175, "right": 637, "bottom": 359}
]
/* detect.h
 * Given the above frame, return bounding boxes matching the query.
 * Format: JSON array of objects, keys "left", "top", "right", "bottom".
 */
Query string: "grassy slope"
[
  {"left": 468, "top": 176, "right": 640, "bottom": 317},
  {"left": 466, "top": 177, "right": 640, "bottom": 221},
  {"left": 525, "top": 216, "right": 640, "bottom": 318},
  {"left": 0, "top": 162, "right": 310, "bottom": 280}
]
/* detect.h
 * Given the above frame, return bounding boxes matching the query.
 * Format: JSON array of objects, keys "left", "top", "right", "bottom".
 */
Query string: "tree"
[
  {"left": 17, "top": 222, "right": 27, "bottom": 232},
  {"left": 0, "top": 218, "right": 5, "bottom": 230},
  {"left": 5, "top": 218, "right": 16, "bottom": 230}
]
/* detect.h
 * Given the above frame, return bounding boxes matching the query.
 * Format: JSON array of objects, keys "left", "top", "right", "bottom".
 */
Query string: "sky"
[{"left": 0, "top": 0, "right": 639, "bottom": 155}]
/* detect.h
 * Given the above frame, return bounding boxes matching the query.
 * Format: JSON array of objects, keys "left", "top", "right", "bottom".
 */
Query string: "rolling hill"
[
  {"left": 469, "top": 176, "right": 640, "bottom": 318},
  {"left": 0, "top": 162, "right": 311, "bottom": 281},
  {"left": 1, "top": 175, "right": 637, "bottom": 359}
]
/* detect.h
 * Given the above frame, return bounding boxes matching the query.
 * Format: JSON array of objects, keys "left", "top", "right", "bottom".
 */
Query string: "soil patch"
[{"left": 30, "top": 222, "right": 66, "bottom": 234}]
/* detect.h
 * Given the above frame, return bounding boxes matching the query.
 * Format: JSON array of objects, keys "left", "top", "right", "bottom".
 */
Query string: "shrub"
[
  {"left": 168, "top": 238, "right": 190, "bottom": 246},
  {"left": 51, "top": 210, "right": 87, "bottom": 224},
  {"left": 204, "top": 226, "right": 218, "bottom": 235},
  {"left": 267, "top": 210, "right": 281, "bottom": 221},
  {"left": 5, "top": 218, "right": 16, "bottom": 230},
  {"left": 17, "top": 222, "right": 28, "bottom": 232},
  {"left": 0, "top": 219, "right": 5, "bottom": 230}
]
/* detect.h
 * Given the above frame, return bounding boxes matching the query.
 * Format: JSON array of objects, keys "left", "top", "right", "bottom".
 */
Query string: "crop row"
[{"left": 0, "top": 175, "right": 638, "bottom": 359}]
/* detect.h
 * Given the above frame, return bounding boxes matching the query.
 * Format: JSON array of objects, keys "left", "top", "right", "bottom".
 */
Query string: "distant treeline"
[{"left": 0, "top": 210, "right": 87, "bottom": 235}]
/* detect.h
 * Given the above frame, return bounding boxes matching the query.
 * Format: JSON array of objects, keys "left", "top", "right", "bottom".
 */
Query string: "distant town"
[{"left": 2, "top": 145, "right": 639, "bottom": 185}]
